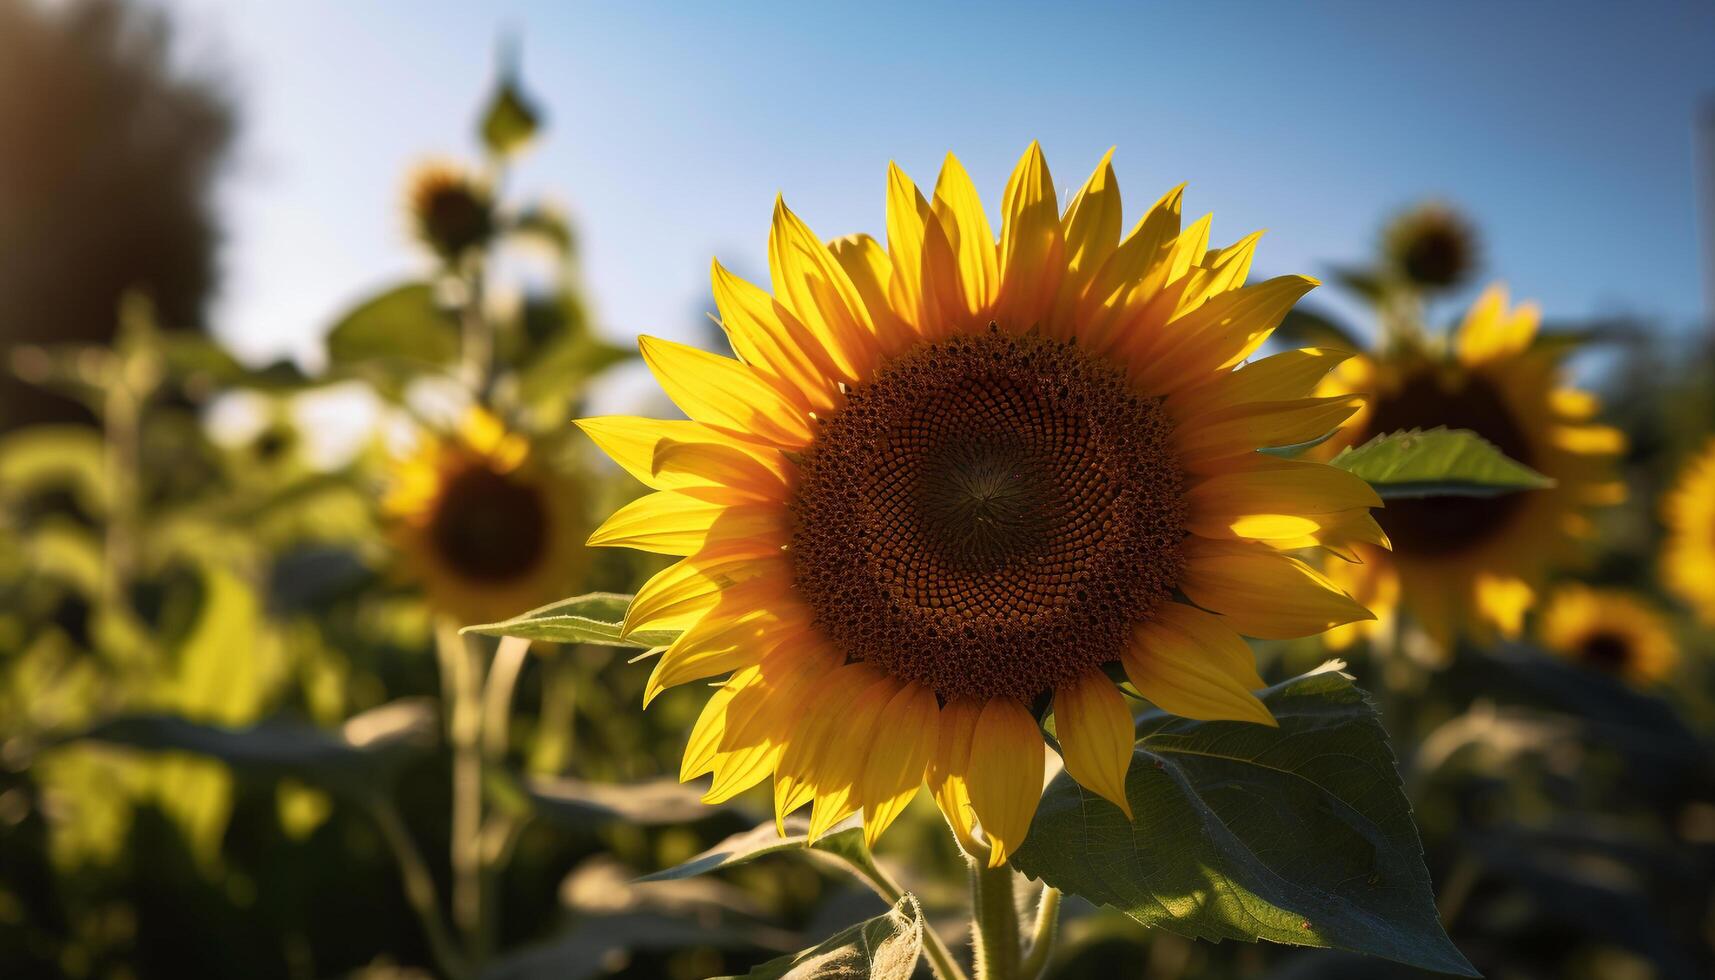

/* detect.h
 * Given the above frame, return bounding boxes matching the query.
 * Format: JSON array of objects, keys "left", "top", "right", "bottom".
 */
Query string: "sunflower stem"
[
  {"left": 842, "top": 849, "right": 968, "bottom": 980},
  {"left": 364, "top": 794, "right": 468, "bottom": 980},
  {"left": 435, "top": 619, "right": 488, "bottom": 967},
  {"left": 970, "top": 859, "right": 1022, "bottom": 980},
  {"left": 1018, "top": 886, "right": 1061, "bottom": 979}
]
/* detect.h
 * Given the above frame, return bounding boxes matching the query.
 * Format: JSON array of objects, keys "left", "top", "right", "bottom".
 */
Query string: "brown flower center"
[
  {"left": 1576, "top": 630, "right": 1632, "bottom": 673},
  {"left": 429, "top": 464, "right": 549, "bottom": 583},
  {"left": 788, "top": 331, "right": 1186, "bottom": 702},
  {"left": 1363, "top": 366, "right": 1536, "bottom": 557}
]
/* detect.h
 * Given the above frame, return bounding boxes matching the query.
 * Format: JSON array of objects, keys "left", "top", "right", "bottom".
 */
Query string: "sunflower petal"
[
  {"left": 577, "top": 416, "right": 786, "bottom": 493},
  {"left": 1180, "top": 539, "right": 1375, "bottom": 639},
  {"left": 639, "top": 336, "right": 814, "bottom": 448},
  {"left": 644, "top": 607, "right": 808, "bottom": 705},
  {"left": 966, "top": 697, "right": 1045, "bottom": 868},
  {"left": 932, "top": 153, "right": 999, "bottom": 315},
  {"left": 858, "top": 683, "right": 940, "bottom": 847},
  {"left": 586, "top": 490, "right": 783, "bottom": 557},
  {"left": 886, "top": 162, "right": 964, "bottom": 340},
  {"left": 996, "top": 142, "right": 1065, "bottom": 332},
  {"left": 711, "top": 258, "right": 841, "bottom": 414},
  {"left": 1124, "top": 604, "right": 1275, "bottom": 725},
  {"left": 1054, "top": 670, "right": 1135, "bottom": 818},
  {"left": 1167, "top": 348, "right": 1354, "bottom": 419},
  {"left": 625, "top": 550, "right": 791, "bottom": 636},
  {"left": 770, "top": 198, "right": 881, "bottom": 381},
  {"left": 1173, "top": 395, "right": 1363, "bottom": 460},
  {"left": 830, "top": 233, "right": 914, "bottom": 358},
  {"left": 926, "top": 699, "right": 983, "bottom": 856}
]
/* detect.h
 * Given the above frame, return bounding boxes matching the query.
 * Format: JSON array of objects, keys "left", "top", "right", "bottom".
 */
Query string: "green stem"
[
  {"left": 970, "top": 860, "right": 1021, "bottom": 980},
  {"left": 365, "top": 796, "right": 468, "bottom": 980},
  {"left": 838, "top": 850, "right": 968, "bottom": 980},
  {"left": 1018, "top": 886, "right": 1061, "bottom": 979},
  {"left": 435, "top": 621, "right": 486, "bottom": 966}
]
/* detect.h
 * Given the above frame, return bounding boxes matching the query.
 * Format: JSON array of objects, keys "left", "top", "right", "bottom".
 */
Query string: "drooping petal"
[
  {"left": 926, "top": 699, "right": 983, "bottom": 856},
  {"left": 857, "top": 683, "right": 940, "bottom": 846},
  {"left": 965, "top": 697, "right": 1045, "bottom": 868},
  {"left": 1124, "top": 604, "right": 1276, "bottom": 726},
  {"left": 639, "top": 336, "right": 814, "bottom": 448},
  {"left": 1180, "top": 539, "right": 1375, "bottom": 640},
  {"left": 1053, "top": 670, "right": 1135, "bottom": 818}
]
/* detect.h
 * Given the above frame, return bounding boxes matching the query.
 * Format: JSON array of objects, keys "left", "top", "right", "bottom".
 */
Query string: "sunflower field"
[{"left": 3, "top": 3, "right": 1714, "bottom": 979}]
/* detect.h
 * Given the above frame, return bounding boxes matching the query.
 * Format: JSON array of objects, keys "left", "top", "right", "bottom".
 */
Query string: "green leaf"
[
  {"left": 325, "top": 281, "right": 459, "bottom": 369},
  {"left": 56, "top": 698, "right": 436, "bottom": 801},
  {"left": 480, "top": 70, "right": 541, "bottom": 158},
  {"left": 512, "top": 774, "right": 721, "bottom": 831},
  {"left": 461, "top": 592, "right": 676, "bottom": 648},
  {"left": 1009, "top": 667, "right": 1479, "bottom": 977},
  {"left": 636, "top": 818, "right": 867, "bottom": 883},
  {"left": 717, "top": 894, "right": 924, "bottom": 980},
  {"left": 0, "top": 425, "right": 109, "bottom": 514},
  {"left": 1330, "top": 426, "right": 1553, "bottom": 499}
]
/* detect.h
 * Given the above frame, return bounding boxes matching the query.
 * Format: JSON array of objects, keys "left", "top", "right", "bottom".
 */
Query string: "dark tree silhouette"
[{"left": 0, "top": 0, "right": 238, "bottom": 427}]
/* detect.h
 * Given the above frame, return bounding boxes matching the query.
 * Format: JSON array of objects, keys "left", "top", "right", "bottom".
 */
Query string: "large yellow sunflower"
[
  {"left": 1662, "top": 438, "right": 1715, "bottom": 625},
  {"left": 580, "top": 145, "right": 1380, "bottom": 865},
  {"left": 385, "top": 409, "right": 587, "bottom": 625},
  {"left": 1318, "top": 285, "right": 1625, "bottom": 650},
  {"left": 1537, "top": 585, "right": 1677, "bottom": 687}
]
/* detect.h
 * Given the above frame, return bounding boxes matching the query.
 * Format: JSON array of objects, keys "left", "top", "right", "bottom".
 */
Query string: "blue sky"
[{"left": 164, "top": 1, "right": 1715, "bottom": 367}]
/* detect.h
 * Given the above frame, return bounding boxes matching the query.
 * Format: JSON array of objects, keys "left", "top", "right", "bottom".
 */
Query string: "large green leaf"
[
  {"left": 479, "top": 68, "right": 541, "bottom": 158},
  {"left": 497, "top": 773, "right": 721, "bottom": 831},
  {"left": 1330, "top": 426, "right": 1552, "bottom": 499},
  {"left": 324, "top": 281, "right": 459, "bottom": 368},
  {"left": 717, "top": 894, "right": 924, "bottom": 980},
  {"left": 58, "top": 698, "right": 436, "bottom": 801},
  {"left": 637, "top": 818, "right": 868, "bottom": 883},
  {"left": 461, "top": 592, "right": 675, "bottom": 648},
  {"left": 1010, "top": 668, "right": 1478, "bottom": 977}
]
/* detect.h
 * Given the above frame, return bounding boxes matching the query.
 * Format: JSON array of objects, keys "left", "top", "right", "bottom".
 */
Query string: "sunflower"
[
  {"left": 1537, "top": 585, "right": 1677, "bottom": 687},
  {"left": 385, "top": 409, "right": 586, "bottom": 625},
  {"left": 580, "top": 145, "right": 1380, "bottom": 864},
  {"left": 404, "top": 160, "right": 496, "bottom": 262},
  {"left": 1318, "top": 285, "right": 1626, "bottom": 650},
  {"left": 1662, "top": 439, "right": 1715, "bottom": 625},
  {"left": 1381, "top": 202, "right": 1478, "bottom": 292}
]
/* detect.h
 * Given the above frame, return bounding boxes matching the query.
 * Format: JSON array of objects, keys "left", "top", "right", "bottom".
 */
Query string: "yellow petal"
[
  {"left": 886, "top": 162, "right": 963, "bottom": 340},
  {"left": 680, "top": 668, "right": 748, "bottom": 781},
  {"left": 1172, "top": 395, "right": 1363, "bottom": 460},
  {"left": 1129, "top": 275, "right": 1319, "bottom": 392},
  {"left": 1187, "top": 456, "right": 1380, "bottom": 542},
  {"left": 577, "top": 416, "right": 786, "bottom": 494},
  {"left": 1076, "top": 182, "right": 1184, "bottom": 343},
  {"left": 639, "top": 336, "right": 814, "bottom": 448},
  {"left": 926, "top": 699, "right": 983, "bottom": 856},
  {"left": 995, "top": 142, "right": 1065, "bottom": 332},
  {"left": 1455, "top": 283, "right": 1538, "bottom": 362},
  {"left": 1475, "top": 574, "right": 1534, "bottom": 638},
  {"left": 1052, "top": 148, "right": 1122, "bottom": 334},
  {"left": 1053, "top": 670, "right": 1135, "bottom": 818},
  {"left": 625, "top": 550, "right": 791, "bottom": 636},
  {"left": 1174, "top": 230, "right": 1264, "bottom": 314},
  {"left": 829, "top": 233, "right": 915, "bottom": 358},
  {"left": 932, "top": 152, "right": 999, "bottom": 316},
  {"left": 858, "top": 682, "right": 940, "bottom": 847},
  {"left": 1553, "top": 424, "right": 1626, "bottom": 456},
  {"left": 769, "top": 197, "right": 881, "bottom": 382},
  {"left": 586, "top": 490, "right": 784, "bottom": 557},
  {"left": 773, "top": 663, "right": 886, "bottom": 831},
  {"left": 1124, "top": 604, "right": 1276, "bottom": 726},
  {"left": 644, "top": 607, "right": 808, "bottom": 705},
  {"left": 966, "top": 697, "right": 1045, "bottom": 868},
  {"left": 1168, "top": 348, "right": 1354, "bottom": 420},
  {"left": 711, "top": 258, "right": 841, "bottom": 414},
  {"left": 1180, "top": 539, "right": 1374, "bottom": 640}
]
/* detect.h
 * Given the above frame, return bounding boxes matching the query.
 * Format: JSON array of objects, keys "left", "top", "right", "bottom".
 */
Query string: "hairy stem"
[
  {"left": 1018, "top": 886, "right": 1061, "bottom": 979},
  {"left": 841, "top": 850, "right": 969, "bottom": 980},
  {"left": 970, "top": 860, "right": 1021, "bottom": 980}
]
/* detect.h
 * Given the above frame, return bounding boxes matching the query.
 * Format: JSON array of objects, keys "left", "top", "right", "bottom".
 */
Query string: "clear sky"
[{"left": 162, "top": 0, "right": 1715, "bottom": 367}]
